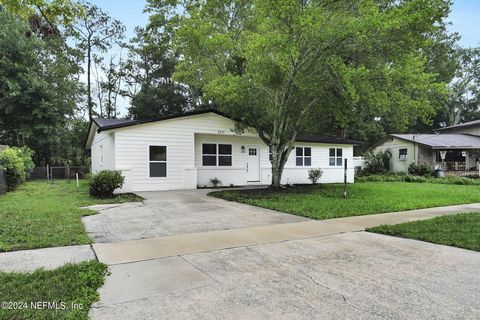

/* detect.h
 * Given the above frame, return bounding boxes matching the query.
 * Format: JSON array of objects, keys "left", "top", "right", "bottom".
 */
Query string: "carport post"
[{"left": 343, "top": 159, "right": 348, "bottom": 199}]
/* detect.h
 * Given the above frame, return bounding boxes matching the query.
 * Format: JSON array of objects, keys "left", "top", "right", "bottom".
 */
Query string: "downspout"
[{"left": 413, "top": 135, "right": 416, "bottom": 163}]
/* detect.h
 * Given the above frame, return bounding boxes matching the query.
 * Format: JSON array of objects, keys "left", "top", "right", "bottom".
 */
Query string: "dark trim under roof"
[
  {"left": 89, "top": 109, "right": 360, "bottom": 145},
  {"left": 296, "top": 135, "right": 361, "bottom": 145},
  {"left": 93, "top": 109, "right": 229, "bottom": 132}
]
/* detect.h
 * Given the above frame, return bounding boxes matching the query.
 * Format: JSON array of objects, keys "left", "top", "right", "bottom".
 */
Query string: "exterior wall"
[
  {"left": 90, "top": 131, "right": 115, "bottom": 173},
  {"left": 418, "top": 145, "right": 435, "bottom": 166},
  {"left": 97, "top": 112, "right": 355, "bottom": 191},
  {"left": 113, "top": 113, "right": 259, "bottom": 192},
  {"left": 195, "top": 134, "right": 270, "bottom": 187},
  {"left": 195, "top": 134, "right": 354, "bottom": 187},
  {"left": 281, "top": 144, "right": 354, "bottom": 184},
  {"left": 373, "top": 137, "right": 416, "bottom": 172}
]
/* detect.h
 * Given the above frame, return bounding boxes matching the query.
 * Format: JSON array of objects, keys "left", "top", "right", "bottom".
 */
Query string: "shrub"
[
  {"left": 307, "top": 168, "right": 323, "bottom": 184},
  {"left": 0, "top": 147, "right": 34, "bottom": 191},
  {"left": 356, "top": 173, "right": 480, "bottom": 186},
  {"left": 408, "top": 163, "right": 434, "bottom": 177},
  {"left": 362, "top": 149, "right": 392, "bottom": 175},
  {"left": 89, "top": 170, "right": 124, "bottom": 198},
  {"left": 210, "top": 177, "right": 222, "bottom": 188}
]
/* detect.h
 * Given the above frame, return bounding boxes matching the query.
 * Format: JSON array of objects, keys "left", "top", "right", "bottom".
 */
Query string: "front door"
[{"left": 246, "top": 146, "right": 260, "bottom": 182}]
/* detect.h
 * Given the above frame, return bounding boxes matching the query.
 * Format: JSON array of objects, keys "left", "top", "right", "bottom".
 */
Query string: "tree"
[
  {"left": 0, "top": 10, "right": 80, "bottom": 165},
  {"left": 122, "top": 25, "right": 191, "bottom": 120},
  {"left": 93, "top": 54, "right": 124, "bottom": 118},
  {"left": 71, "top": 2, "right": 125, "bottom": 121},
  {"left": 0, "top": 0, "right": 82, "bottom": 27},
  {"left": 441, "top": 48, "right": 480, "bottom": 126},
  {"left": 165, "top": 0, "right": 449, "bottom": 187}
]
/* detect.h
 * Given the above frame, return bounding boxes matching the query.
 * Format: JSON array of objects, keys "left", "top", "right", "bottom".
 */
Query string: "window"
[
  {"left": 296, "top": 147, "right": 312, "bottom": 166},
  {"left": 149, "top": 146, "right": 167, "bottom": 177},
  {"left": 218, "top": 144, "right": 232, "bottom": 166},
  {"left": 399, "top": 148, "right": 408, "bottom": 160},
  {"left": 202, "top": 143, "right": 232, "bottom": 166},
  {"left": 249, "top": 148, "right": 257, "bottom": 156},
  {"left": 99, "top": 145, "right": 103, "bottom": 166},
  {"left": 329, "top": 148, "right": 343, "bottom": 166}
]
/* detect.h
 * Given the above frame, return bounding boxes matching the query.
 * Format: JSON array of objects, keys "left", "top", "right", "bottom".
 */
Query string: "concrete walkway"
[
  {"left": 93, "top": 202, "right": 480, "bottom": 265},
  {"left": 0, "top": 245, "right": 95, "bottom": 272}
]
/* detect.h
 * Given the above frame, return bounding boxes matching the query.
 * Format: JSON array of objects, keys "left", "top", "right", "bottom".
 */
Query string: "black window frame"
[
  {"left": 399, "top": 148, "right": 408, "bottom": 160},
  {"left": 202, "top": 143, "right": 233, "bottom": 167},
  {"left": 295, "top": 147, "right": 312, "bottom": 167},
  {"left": 329, "top": 148, "right": 343, "bottom": 167},
  {"left": 149, "top": 145, "right": 167, "bottom": 177}
]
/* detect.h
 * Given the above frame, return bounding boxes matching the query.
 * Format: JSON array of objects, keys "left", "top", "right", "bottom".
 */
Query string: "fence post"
[
  {"left": 46, "top": 164, "right": 49, "bottom": 182},
  {"left": 343, "top": 158, "right": 348, "bottom": 199}
]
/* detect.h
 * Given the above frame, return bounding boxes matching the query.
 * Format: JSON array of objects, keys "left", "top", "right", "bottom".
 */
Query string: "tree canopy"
[{"left": 162, "top": 0, "right": 450, "bottom": 186}]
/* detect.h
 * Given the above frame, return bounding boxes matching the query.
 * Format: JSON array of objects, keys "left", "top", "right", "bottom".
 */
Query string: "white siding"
[
  {"left": 195, "top": 134, "right": 354, "bottom": 186},
  {"left": 195, "top": 134, "right": 271, "bottom": 187},
  {"left": 373, "top": 137, "right": 416, "bottom": 172},
  {"left": 113, "top": 113, "right": 258, "bottom": 191},
  {"left": 282, "top": 144, "right": 354, "bottom": 184},
  {"left": 90, "top": 131, "right": 115, "bottom": 173},
  {"left": 100, "top": 112, "right": 355, "bottom": 191}
]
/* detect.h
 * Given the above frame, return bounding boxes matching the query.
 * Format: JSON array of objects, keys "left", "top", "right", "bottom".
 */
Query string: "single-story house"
[
  {"left": 85, "top": 110, "right": 359, "bottom": 192},
  {"left": 372, "top": 130, "right": 480, "bottom": 173}
]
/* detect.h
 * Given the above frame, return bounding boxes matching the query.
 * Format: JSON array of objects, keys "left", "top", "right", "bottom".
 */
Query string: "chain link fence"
[
  {"left": 0, "top": 166, "right": 6, "bottom": 195},
  {"left": 29, "top": 166, "right": 90, "bottom": 182}
]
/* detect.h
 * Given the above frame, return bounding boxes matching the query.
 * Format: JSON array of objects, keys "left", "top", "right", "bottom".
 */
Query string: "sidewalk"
[
  {"left": 2, "top": 202, "right": 480, "bottom": 272},
  {"left": 93, "top": 202, "right": 480, "bottom": 265}
]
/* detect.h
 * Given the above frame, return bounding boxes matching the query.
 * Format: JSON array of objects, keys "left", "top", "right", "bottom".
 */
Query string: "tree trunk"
[
  {"left": 87, "top": 39, "right": 92, "bottom": 121},
  {"left": 269, "top": 142, "right": 293, "bottom": 188}
]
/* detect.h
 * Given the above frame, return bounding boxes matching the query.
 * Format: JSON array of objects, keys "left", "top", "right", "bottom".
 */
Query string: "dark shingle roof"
[
  {"left": 92, "top": 118, "right": 138, "bottom": 129},
  {"left": 435, "top": 119, "right": 480, "bottom": 132},
  {"left": 91, "top": 110, "right": 360, "bottom": 145},
  {"left": 391, "top": 134, "right": 480, "bottom": 149}
]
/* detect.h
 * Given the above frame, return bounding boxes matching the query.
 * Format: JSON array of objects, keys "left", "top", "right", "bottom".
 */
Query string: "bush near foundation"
[{"left": 88, "top": 170, "right": 124, "bottom": 198}]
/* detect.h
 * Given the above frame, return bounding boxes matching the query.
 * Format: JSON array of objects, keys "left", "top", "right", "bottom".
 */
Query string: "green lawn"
[
  {"left": 210, "top": 182, "right": 480, "bottom": 220},
  {"left": 368, "top": 212, "right": 480, "bottom": 251},
  {"left": 0, "top": 180, "right": 141, "bottom": 252},
  {"left": 0, "top": 261, "right": 107, "bottom": 320}
]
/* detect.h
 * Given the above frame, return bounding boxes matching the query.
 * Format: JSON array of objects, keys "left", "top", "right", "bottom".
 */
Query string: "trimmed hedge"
[
  {"left": 88, "top": 170, "right": 125, "bottom": 198},
  {"left": 356, "top": 172, "right": 480, "bottom": 185}
]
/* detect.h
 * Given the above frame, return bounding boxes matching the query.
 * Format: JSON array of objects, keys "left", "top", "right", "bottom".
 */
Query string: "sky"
[{"left": 87, "top": 0, "right": 480, "bottom": 116}]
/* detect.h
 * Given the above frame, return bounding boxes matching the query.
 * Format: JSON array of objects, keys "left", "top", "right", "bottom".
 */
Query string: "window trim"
[
  {"left": 201, "top": 143, "right": 233, "bottom": 167},
  {"left": 295, "top": 146, "right": 312, "bottom": 167},
  {"left": 149, "top": 145, "right": 168, "bottom": 178},
  {"left": 329, "top": 148, "right": 343, "bottom": 167}
]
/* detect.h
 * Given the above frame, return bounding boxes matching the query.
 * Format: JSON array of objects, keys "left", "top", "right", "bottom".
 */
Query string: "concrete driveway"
[
  {"left": 82, "top": 189, "right": 307, "bottom": 243},
  {"left": 85, "top": 194, "right": 480, "bottom": 319},
  {"left": 90, "top": 231, "right": 480, "bottom": 320}
]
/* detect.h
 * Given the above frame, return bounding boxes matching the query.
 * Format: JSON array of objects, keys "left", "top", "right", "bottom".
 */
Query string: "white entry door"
[{"left": 246, "top": 146, "right": 260, "bottom": 182}]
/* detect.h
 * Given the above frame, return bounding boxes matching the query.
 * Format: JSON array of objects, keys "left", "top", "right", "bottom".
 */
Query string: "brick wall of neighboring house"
[{"left": 418, "top": 145, "right": 435, "bottom": 166}]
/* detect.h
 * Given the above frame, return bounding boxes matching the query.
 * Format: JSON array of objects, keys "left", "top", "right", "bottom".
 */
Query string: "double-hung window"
[
  {"left": 329, "top": 148, "right": 343, "bottom": 166},
  {"left": 149, "top": 146, "right": 167, "bottom": 177},
  {"left": 296, "top": 147, "right": 312, "bottom": 166},
  {"left": 202, "top": 144, "right": 232, "bottom": 166}
]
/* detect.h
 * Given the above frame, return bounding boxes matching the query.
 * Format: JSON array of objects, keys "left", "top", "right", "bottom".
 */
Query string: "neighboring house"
[
  {"left": 85, "top": 110, "right": 359, "bottom": 192},
  {"left": 372, "top": 119, "right": 480, "bottom": 173},
  {"left": 0, "top": 145, "right": 8, "bottom": 152}
]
